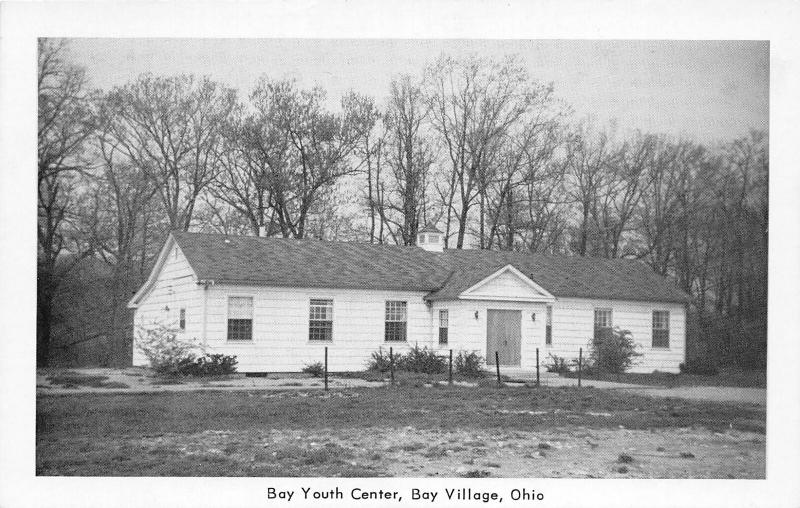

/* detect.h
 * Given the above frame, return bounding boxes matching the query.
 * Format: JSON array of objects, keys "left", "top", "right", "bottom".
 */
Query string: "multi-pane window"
[
  {"left": 385, "top": 301, "right": 408, "bottom": 342},
  {"left": 227, "top": 296, "right": 253, "bottom": 341},
  {"left": 309, "top": 299, "right": 333, "bottom": 341},
  {"left": 652, "top": 310, "right": 670, "bottom": 348},
  {"left": 545, "top": 305, "right": 553, "bottom": 345},
  {"left": 438, "top": 309, "right": 449, "bottom": 345},
  {"left": 179, "top": 308, "right": 186, "bottom": 331},
  {"left": 593, "top": 308, "right": 613, "bottom": 343}
]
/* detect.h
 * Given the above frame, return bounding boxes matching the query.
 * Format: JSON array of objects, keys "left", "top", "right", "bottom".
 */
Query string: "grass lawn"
[
  {"left": 562, "top": 369, "right": 766, "bottom": 388},
  {"left": 37, "top": 385, "right": 765, "bottom": 477}
]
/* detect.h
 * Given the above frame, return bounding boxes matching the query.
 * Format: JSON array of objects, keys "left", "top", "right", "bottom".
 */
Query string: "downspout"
[{"left": 199, "top": 280, "right": 215, "bottom": 347}]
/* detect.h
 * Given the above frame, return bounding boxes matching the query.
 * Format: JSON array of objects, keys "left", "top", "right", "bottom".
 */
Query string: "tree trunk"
[
  {"left": 456, "top": 205, "right": 470, "bottom": 249},
  {"left": 37, "top": 285, "right": 53, "bottom": 367},
  {"left": 505, "top": 187, "right": 514, "bottom": 250},
  {"left": 579, "top": 206, "right": 589, "bottom": 256}
]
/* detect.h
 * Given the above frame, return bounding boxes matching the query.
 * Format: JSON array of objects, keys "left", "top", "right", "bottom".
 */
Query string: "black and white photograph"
[
  {"left": 33, "top": 35, "right": 769, "bottom": 477},
  {"left": 1, "top": 1, "right": 799, "bottom": 507}
]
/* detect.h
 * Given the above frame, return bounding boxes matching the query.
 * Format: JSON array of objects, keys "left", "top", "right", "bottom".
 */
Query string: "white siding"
[
  {"left": 202, "top": 286, "right": 433, "bottom": 372},
  {"left": 132, "top": 258, "right": 686, "bottom": 374},
  {"left": 132, "top": 244, "right": 202, "bottom": 366},
  {"left": 465, "top": 270, "right": 546, "bottom": 300},
  {"left": 544, "top": 297, "right": 686, "bottom": 373},
  {"left": 431, "top": 300, "right": 548, "bottom": 368}
]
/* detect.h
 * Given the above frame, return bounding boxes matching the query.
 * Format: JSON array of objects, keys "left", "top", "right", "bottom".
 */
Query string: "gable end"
[{"left": 459, "top": 264, "right": 556, "bottom": 302}]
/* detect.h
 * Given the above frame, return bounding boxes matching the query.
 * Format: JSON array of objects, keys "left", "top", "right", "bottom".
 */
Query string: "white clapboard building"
[{"left": 129, "top": 228, "right": 689, "bottom": 373}]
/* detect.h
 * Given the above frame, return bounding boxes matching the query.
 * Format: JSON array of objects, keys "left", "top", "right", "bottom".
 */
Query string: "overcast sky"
[{"left": 68, "top": 39, "right": 768, "bottom": 144}]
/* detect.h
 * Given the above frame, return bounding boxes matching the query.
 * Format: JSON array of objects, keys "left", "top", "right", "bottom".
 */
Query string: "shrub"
[
  {"left": 589, "top": 328, "right": 642, "bottom": 375},
  {"left": 302, "top": 361, "right": 325, "bottom": 377},
  {"left": 398, "top": 345, "right": 447, "bottom": 374},
  {"left": 570, "top": 354, "right": 597, "bottom": 376},
  {"left": 136, "top": 324, "right": 202, "bottom": 376},
  {"left": 454, "top": 350, "right": 487, "bottom": 378},
  {"left": 195, "top": 354, "right": 238, "bottom": 376},
  {"left": 680, "top": 356, "right": 719, "bottom": 376},
  {"left": 367, "top": 347, "right": 403, "bottom": 372},
  {"left": 136, "top": 324, "right": 237, "bottom": 376},
  {"left": 544, "top": 354, "right": 571, "bottom": 374}
]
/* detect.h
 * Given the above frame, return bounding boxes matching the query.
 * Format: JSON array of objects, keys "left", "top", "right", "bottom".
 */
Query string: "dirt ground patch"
[
  {"left": 36, "top": 386, "right": 764, "bottom": 478},
  {"left": 36, "top": 426, "right": 764, "bottom": 478},
  {"left": 36, "top": 367, "right": 383, "bottom": 393}
]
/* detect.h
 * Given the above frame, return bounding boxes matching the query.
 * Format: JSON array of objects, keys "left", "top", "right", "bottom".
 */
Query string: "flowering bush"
[{"left": 135, "top": 323, "right": 237, "bottom": 376}]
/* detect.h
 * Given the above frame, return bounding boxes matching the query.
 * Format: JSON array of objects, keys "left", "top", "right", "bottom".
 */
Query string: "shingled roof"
[{"left": 170, "top": 231, "right": 689, "bottom": 303}]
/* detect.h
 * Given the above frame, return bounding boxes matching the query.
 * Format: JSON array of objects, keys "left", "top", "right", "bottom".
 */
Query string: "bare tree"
[
  {"left": 565, "top": 122, "right": 615, "bottom": 256},
  {"left": 639, "top": 137, "right": 705, "bottom": 274},
  {"left": 102, "top": 74, "right": 237, "bottom": 231},
  {"left": 482, "top": 111, "right": 565, "bottom": 250},
  {"left": 592, "top": 133, "right": 656, "bottom": 258},
  {"left": 37, "top": 39, "right": 95, "bottom": 367},
  {"left": 207, "top": 102, "right": 289, "bottom": 237},
  {"left": 425, "top": 55, "right": 554, "bottom": 248},
  {"left": 347, "top": 93, "right": 386, "bottom": 243},
  {"left": 80, "top": 112, "right": 165, "bottom": 364},
  {"left": 380, "top": 75, "right": 435, "bottom": 245},
  {"left": 251, "top": 79, "right": 372, "bottom": 238}
]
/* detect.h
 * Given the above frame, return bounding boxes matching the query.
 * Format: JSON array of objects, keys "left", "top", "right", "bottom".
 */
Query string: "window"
[
  {"left": 593, "top": 308, "right": 613, "bottom": 343},
  {"left": 439, "top": 309, "right": 449, "bottom": 344},
  {"left": 227, "top": 296, "right": 253, "bottom": 341},
  {"left": 179, "top": 308, "right": 186, "bottom": 331},
  {"left": 385, "top": 301, "right": 408, "bottom": 342},
  {"left": 545, "top": 305, "right": 553, "bottom": 345},
  {"left": 429, "top": 234, "right": 439, "bottom": 243},
  {"left": 419, "top": 233, "right": 427, "bottom": 243},
  {"left": 652, "top": 310, "right": 670, "bottom": 348},
  {"left": 309, "top": 299, "right": 333, "bottom": 341}
]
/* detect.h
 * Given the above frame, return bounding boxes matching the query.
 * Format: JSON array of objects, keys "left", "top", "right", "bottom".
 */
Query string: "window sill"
[
  {"left": 650, "top": 346, "right": 671, "bottom": 350},
  {"left": 307, "top": 340, "right": 333, "bottom": 344},
  {"left": 226, "top": 340, "right": 254, "bottom": 343}
]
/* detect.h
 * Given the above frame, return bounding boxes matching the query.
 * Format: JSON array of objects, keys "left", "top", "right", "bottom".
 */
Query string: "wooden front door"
[{"left": 486, "top": 309, "right": 522, "bottom": 366}]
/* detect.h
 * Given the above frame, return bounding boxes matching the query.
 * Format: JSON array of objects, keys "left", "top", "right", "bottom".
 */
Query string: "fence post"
[
  {"left": 324, "top": 346, "right": 329, "bottom": 391},
  {"left": 449, "top": 349, "right": 453, "bottom": 385},
  {"left": 495, "top": 351, "right": 501, "bottom": 386},
  {"left": 578, "top": 347, "right": 582, "bottom": 388},
  {"left": 536, "top": 347, "right": 540, "bottom": 387},
  {"left": 389, "top": 346, "right": 395, "bottom": 386}
]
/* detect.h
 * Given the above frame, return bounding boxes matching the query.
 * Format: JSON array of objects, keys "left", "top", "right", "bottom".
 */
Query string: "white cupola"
[{"left": 417, "top": 224, "right": 444, "bottom": 253}]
